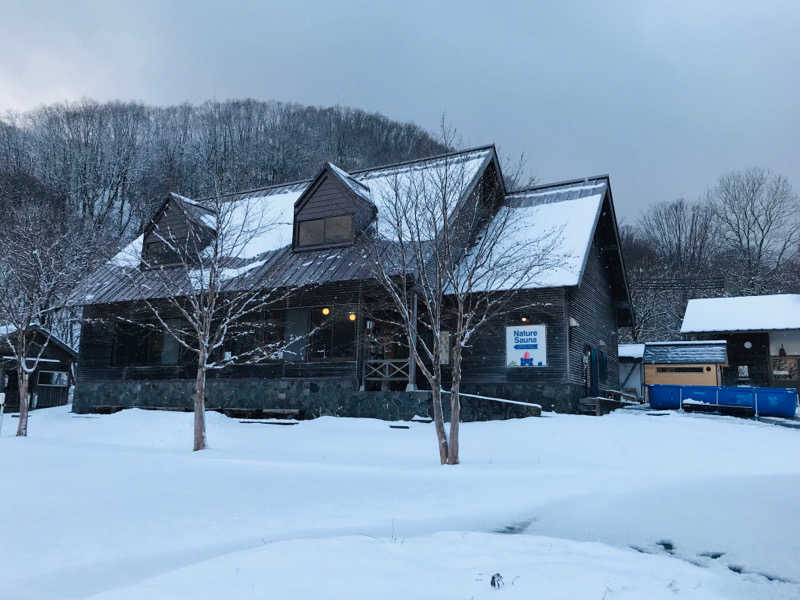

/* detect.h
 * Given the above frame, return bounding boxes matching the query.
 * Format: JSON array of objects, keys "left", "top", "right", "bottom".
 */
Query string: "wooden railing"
[{"left": 365, "top": 359, "right": 409, "bottom": 382}]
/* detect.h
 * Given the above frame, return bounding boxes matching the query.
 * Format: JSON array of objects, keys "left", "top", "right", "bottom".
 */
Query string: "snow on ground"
[{"left": 1, "top": 407, "right": 799, "bottom": 599}]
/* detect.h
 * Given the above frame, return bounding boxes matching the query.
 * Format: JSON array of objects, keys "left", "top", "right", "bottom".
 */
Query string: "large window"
[
  {"left": 297, "top": 215, "right": 353, "bottom": 248},
  {"left": 112, "top": 321, "right": 188, "bottom": 366},
  {"left": 284, "top": 306, "right": 357, "bottom": 361},
  {"left": 38, "top": 371, "right": 68, "bottom": 387}
]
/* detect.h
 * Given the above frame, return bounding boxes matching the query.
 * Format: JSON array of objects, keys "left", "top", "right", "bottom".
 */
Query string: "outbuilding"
[
  {"left": 618, "top": 343, "right": 644, "bottom": 399},
  {"left": 642, "top": 340, "right": 728, "bottom": 387},
  {"left": 681, "top": 294, "right": 800, "bottom": 391},
  {"left": 0, "top": 325, "right": 77, "bottom": 412}
]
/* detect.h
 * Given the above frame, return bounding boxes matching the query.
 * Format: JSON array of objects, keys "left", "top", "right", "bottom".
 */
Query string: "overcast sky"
[{"left": 1, "top": 0, "right": 798, "bottom": 218}]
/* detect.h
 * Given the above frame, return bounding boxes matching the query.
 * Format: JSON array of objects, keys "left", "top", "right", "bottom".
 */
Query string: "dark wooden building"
[
  {"left": 71, "top": 146, "right": 632, "bottom": 418},
  {"left": 681, "top": 294, "right": 800, "bottom": 393},
  {"left": 1, "top": 325, "right": 77, "bottom": 412}
]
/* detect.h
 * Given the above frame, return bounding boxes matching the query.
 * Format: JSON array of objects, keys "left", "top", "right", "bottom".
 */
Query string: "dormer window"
[{"left": 297, "top": 215, "right": 353, "bottom": 248}]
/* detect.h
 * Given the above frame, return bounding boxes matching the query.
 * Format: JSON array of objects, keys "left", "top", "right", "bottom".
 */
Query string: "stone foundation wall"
[{"left": 73, "top": 377, "right": 581, "bottom": 421}]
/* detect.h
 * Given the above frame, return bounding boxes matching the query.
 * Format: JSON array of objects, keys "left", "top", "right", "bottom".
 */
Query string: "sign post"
[{"left": 506, "top": 324, "right": 547, "bottom": 367}]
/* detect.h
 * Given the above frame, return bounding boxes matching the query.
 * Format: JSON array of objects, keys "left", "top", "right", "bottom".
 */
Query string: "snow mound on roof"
[
  {"left": 681, "top": 294, "right": 800, "bottom": 333},
  {"left": 618, "top": 343, "right": 644, "bottom": 359},
  {"left": 226, "top": 188, "right": 304, "bottom": 259},
  {"left": 110, "top": 235, "right": 144, "bottom": 267}
]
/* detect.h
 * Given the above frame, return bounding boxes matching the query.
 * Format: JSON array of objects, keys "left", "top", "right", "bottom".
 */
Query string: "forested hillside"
[{"left": 0, "top": 99, "right": 448, "bottom": 240}]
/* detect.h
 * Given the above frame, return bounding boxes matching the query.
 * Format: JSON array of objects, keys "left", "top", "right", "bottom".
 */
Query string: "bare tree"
[
  {"left": 371, "top": 144, "right": 561, "bottom": 465},
  {"left": 0, "top": 203, "right": 90, "bottom": 436},
  {"left": 119, "top": 191, "right": 296, "bottom": 451},
  {"left": 711, "top": 168, "right": 800, "bottom": 294}
]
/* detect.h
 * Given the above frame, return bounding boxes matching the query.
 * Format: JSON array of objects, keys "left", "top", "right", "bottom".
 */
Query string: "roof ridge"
[
  {"left": 191, "top": 144, "right": 496, "bottom": 203},
  {"left": 508, "top": 175, "right": 609, "bottom": 196},
  {"left": 348, "top": 144, "right": 495, "bottom": 176}
]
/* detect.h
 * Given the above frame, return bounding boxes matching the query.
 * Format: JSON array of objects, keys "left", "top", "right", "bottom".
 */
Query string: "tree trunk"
[
  {"left": 447, "top": 346, "right": 462, "bottom": 465},
  {"left": 430, "top": 383, "right": 449, "bottom": 465},
  {"left": 193, "top": 360, "right": 207, "bottom": 451},
  {"left": 16, "top": 369, "right": 29, "bottom": 437}
]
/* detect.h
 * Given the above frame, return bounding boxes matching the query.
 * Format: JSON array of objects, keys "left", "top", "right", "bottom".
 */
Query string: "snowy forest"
[
  {"left": 0, "top": 98, "right": 798, "bottom": 346},
  {"left": 0, "top": 99, "right": 448, "bottom": 345},
  {"left": 621, "top": 169, "right": 800, "bottom": 341}
]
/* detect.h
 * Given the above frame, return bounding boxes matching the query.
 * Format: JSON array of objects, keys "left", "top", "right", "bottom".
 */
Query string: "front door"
[{"left": 590, "top": 349, "right": 600, "bottom": 397}]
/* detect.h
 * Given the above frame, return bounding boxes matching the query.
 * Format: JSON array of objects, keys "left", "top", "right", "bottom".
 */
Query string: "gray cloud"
[{"left": 1, "top": 0, "right": 798, "bottom": 218}]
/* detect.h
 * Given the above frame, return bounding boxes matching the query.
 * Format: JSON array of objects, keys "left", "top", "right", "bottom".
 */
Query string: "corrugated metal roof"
[
  {"left": 71, "top": 147, "right": 494, "bottom": 307},
  {"left": 643, "top": 341, "right": 727, "bottom": 364}
]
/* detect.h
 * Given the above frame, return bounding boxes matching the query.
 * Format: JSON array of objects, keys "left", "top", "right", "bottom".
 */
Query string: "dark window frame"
[{"left": 296, "top": 215, "right": 354, "bottom": 249}]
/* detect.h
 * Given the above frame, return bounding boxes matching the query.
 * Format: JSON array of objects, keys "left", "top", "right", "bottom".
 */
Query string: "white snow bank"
[
  {"left": 1, "top": 408, "right": 799, "bottom": 599},
  {"left": 87, "top": 532, "right": 728, "bottom": 600},
  {"left": 681, "top": 294, "right": 800, "bottom": 333}
]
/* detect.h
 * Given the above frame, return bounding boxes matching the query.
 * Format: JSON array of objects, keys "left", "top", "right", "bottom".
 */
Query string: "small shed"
[
  {"left": 618, "top": 343, "right": 644, "bottom": 399},
  {"left": 0, "top": 325, "right": 77, "bottom": 412},
  {"left": 681, "top": 294, "right": 800, "bottom": 391},
  {"left": 643, "top": 340, "right": 728, "bottom": 387}
]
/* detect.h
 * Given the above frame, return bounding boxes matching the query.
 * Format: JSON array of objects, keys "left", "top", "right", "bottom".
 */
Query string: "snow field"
[{"left": 1, "top": 406, "right": 798, "bottom": 599}]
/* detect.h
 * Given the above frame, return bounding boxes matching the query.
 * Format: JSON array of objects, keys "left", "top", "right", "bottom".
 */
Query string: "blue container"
[
  {"left": 647, "top": 384, "right": 682, "bottom": 410},
  {"left": 680, "top": 386, "right": 718, "bottom": 405},
  {"left": 754, "top": 388, "right": 797, "bottom": 419},
  {"left": 646, "top": 384, "right": 798, "bottom": 419},
  {"left": 718, "top": 388, "right": 755, "bottom": 408}
]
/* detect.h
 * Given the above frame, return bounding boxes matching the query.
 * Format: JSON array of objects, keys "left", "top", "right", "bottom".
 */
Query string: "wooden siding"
[
  {"left": 143, "top": 198, "right": 212, "bottom": 266},
  {"left": 293, "top": 173, "right": 375, "bottom": 242},
  {"left": 459, "top": 288, "right": 568, "bottom": 385},
  {"left": 567, "top": 231, "right": 621, "bottom": 391},
  {"left": 644, "top": 363, "right": 721, "bottom": 386}
]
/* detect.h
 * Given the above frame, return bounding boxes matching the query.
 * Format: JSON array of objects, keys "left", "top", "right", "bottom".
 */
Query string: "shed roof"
[
  {"left": 618, "top": 343, "right": 645, "bottom": 359},
  {"left": 680, "top": 294, "right": 800, "bottom": 333},
  {"left": 643, "top": 340, "right": 727, "bottom": 364},
  {"left": 0, "top": 324, "right": 78, "bottom": 360}
]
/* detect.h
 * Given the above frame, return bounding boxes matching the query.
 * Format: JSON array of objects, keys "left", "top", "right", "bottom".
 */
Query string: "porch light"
[
  {"left": 321, "top": 307, "right": 331, "bottom": 316},
  {"left": 348, "top": 312, "right": 357, "bottom": 322}
]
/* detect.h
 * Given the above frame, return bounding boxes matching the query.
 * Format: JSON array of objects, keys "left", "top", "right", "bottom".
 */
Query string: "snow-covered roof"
[
  {"left": 203, "top": 147, "right": 493, "bottom": 255},
  {"left": 490, "top": 179, "right": 608, "bottom": 289},
  {"left": 680, "top": 294, "right": 800, "bottom": 333},
  {"left": 327, "top": 162, "right": 373, "bottom": 204},
  {"left": 618, "top": 343, "right": 645, "bottom": 359},
  {"left": 643, "top": 340, "right": 727, "bottom": 364}
]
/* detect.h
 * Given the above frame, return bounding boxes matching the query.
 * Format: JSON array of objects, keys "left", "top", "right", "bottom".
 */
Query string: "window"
[
  {"left": 285, "top": 306, "right": 357, "bottom": 361},
  {"left": 38, "top": 371, "right": 68, "bottom": 387},
  {"left": 112, "top": 322, "right": 186, "bottom": 366},
  {"left": 298, "top": 219, "right": 325, "bottom": 246},
  {"left": 297, "top": 215, "right": 353, "bottom": 247},
  {"left": 325, "top": 215, "right": 353, "bottom": 243}
]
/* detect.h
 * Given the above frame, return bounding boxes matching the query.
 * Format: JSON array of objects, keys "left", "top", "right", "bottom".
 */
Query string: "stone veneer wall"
[{"left": 73, "top": 378, "right": 583, "bottom": 420}]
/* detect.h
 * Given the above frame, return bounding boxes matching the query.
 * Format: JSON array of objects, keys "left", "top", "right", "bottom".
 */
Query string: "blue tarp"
[{"left": 647, "top": 384, "right": 798, "bottom": 419}]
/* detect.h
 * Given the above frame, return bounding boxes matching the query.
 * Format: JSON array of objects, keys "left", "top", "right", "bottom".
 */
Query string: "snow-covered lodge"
[
  {"left": 71, "top": 146, "right": 632, "bottom": 418},
  {"left": 681, "top": 294, "right": 800, "bottom": 391}
]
